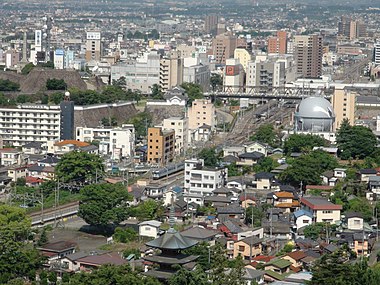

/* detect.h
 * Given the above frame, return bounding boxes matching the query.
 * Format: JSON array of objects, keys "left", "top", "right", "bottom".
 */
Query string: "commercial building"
[
  {"left": 331, "top": 87, "right": 356, "bottom": 130},
  {"left": 224, "top": 58, "right": 245, "bottom": 92},
  {"left": 54, "top": 49, "right": 65, "bottom": 69},
  {"left": 147, "top": 127, "right": 175, "bottom": 165},
  {"left": 294, "top": 34, "right": 323, "bottom": 78},
  {"left": 374, "top": 42, "right": 380, "bottom": 66},
  {"left": 162, "top": 117, "right": 189, "bottom": 156},
  {"left": 338, "top": 16, "right": 367, "bottom": 40},
  {"left": 234, "top": 48, "right": 253, "bottom": 72},
  {"left": 212, "top": 33, "right": 237, "bottom": 65},
  {"left": 183, "top": 57, "right": 210, "bottom": 92},
  {"left": 268, "top": 31, "right": 288, "bottom": 54},
  {"left": 76, "top": 125, "right": 135, "bottom": 159},
  {"left": 188, "top": 99, "right": 216, "bottom": 131},
  {"left": 184, "top": 159, "right": 227, "bottom": 196},
  {"left": 85, "top": 30, "right": 101, "bottom": 61},
  {"left": 159, "top": 51, "right": 184, "bottom": 92},
  {"left": 246, "top": 58, "right": 286, "bottom": 88},
  {"left": 111, "top": 50, "right": 160, "bottom": 93},
  {"left": 0, "top": 103, "right": 74, "bottom": 147}
]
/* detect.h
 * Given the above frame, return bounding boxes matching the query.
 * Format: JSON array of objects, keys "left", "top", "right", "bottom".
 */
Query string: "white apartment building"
[
  {"left": 246, "top": 58, "right": 286, "bottom": 88},
  {"left": 374, "top": 42, "right": 380, "bottom": 66},
  {"left": 0, "top": 105, "right": 61, "bottom": 147},
  {"left": 111, "top": 50, "right": 160, "bottom": 93},
  {"left": 184, "top": 159, "right": 227, "bottom": 196},
  {"left": 162, "top": 117, "right": 189, "bottom": 155},
  {"left": 76, "top": 125, "right": 135, "bottom": 159},
  {"left": 188, "top": 99, "right": 216, "bottom": 131}
]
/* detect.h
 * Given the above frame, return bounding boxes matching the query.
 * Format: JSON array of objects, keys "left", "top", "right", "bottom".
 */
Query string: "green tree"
[
  {"left": 183, "top": 241, "right": 212, "bottom": 270},
  {"left": 126, "top": 111, "right": 152, "bottom": 138},
  {"left": 253, "top": 157, "right": 279, "bottom": 173},
  {"left": 169, "top": 266, "right": 209, "bottom": 285},
  {"left": 112, "top": 76, "right": 127, "bottom": 90},
  {"left": 284, "top": 134, "right": 327, "bottom": 155},
  {"left": 129, "top": 199, "right": 164, "bottom": 221},
  {"left": 41, "top": 94, "right": 49, "bottom": 104},
  {"left": 280, "top": 150, "right": 339, "bottom": 186},
  {"left": 113, "top": 227, "right": 137, "bottom": 243},
  {"left": 250, "top": 124, "right": 279, "bottom": 147},
  {"left": 21, "top": 63, "right": 35, "bottom": 75},
  {"left": 198, "top": 147, "right": 221, "bottom": 167},
  {"left": 245, "top": 205, "right": 265, "bottom": 227},
  {"left": 181, "top": 82, "right": 204, "bottom": 104},
  {"left": 55, "top": 151, "right": 104, "bottom": 183},
  {"left": 210, "top": 73, "right": 223, "bottom": 92},
  {"left": 151, "top": 84, "right": 163, "bottom": 99},
  {"left": 49, "top": 92, "right": 64, "bottom": 104},
  {"left": 347, "top": 198, "right": 373, "bottom": 222},
  {"left": 336, "top": 119, "right": 377, "bottom": 160},
  {"left": 46, "top": 78, "right": 67, "bottom": 90},
  {"left": 37, "top": 227, "right": 48, "bottom": 246},
  {"left": 303, "top": 223, "right": 337, "bottom": 240},
  {"left": 78, "top": 183, "right": 132, "bottom": 228},
  {"left": 0, "top": 205, "right": 44, "bottom": 283},
  {"left": 0, "top": 79, "right": 20, "bottom": 91}
]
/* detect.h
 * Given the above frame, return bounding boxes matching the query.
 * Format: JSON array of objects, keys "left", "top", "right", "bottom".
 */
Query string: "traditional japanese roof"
[
  {"left": 145, "top": 228, "right": 197, "bottom": 250},
  {"left": 77, "top": 252, "right": 128, "bottom": 266},
  {"left": 266, "top": 258, "right": 292, "bottom": 269},
  {"left": 300, "top": 197, "right": 342, "bottom": 211},
  {"left": 144, "top": 253, "right": 198, "bottom": 265},
  {"left": 264, "top": 270, "right": 285, "bottom": 281},
  {"left": 239, "top": 152, "right": 264, "bottom": 159},
  {"left": 294, "top": 209, "right": 313, "bottom": 219},
  {"left": 285, "top": 251, "right": 307, "bottom": 261},
  {"left": 139, "top": 220, "right": 162, "bottom": 228},
  {"left": 38, "top": 240, "right": 77, "bottom": 253},
  {"left": 274, "top": 191, "right": 294, "bottom": 199},
  {"left": 180, "top": 226, "right": 218, "bottom": 240}
]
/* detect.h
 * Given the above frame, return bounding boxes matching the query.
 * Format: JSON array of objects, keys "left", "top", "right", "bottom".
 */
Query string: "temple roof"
[
  {"left": 144, "top": 253, "right": 198, "bottom": 265},
  {"left": 145, "top": 228, "right": 198, "bottom": 250}
]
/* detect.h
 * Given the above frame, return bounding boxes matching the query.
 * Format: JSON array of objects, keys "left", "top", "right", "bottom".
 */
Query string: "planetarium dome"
[{"left": 294, "top": 97, "right": 335, "bottom": 132}]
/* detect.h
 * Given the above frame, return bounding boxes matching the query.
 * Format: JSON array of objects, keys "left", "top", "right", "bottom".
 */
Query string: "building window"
[
  {"left": 322, "top": 210, "right": 332, "bottom": 214},
  {"left": 238, "top": 245, "right": 245, "bottom": 252}
]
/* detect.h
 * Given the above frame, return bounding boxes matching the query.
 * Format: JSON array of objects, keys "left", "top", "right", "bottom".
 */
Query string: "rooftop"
[{"left": 301, "top": 197, "right": 342, "bottom": 211}]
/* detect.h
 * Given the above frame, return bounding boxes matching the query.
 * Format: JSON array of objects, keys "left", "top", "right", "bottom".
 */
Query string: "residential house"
[
  {"left": 264, "top": 258, "right": 292, "bottom": 274},
  {"left": 223, "top": 145, "right": 245, "bottom": 158},
  {"left": 334, "top": 168, "right": 347, "bottom": 178},
  {"left": 368, "top": 176, "right": 380, "bottom": 200},
  {"left": 217, "top": 204, "right": 244, "bottom": 222},
  {"left": 237, "top": 152, "right": 264, "bottom": 166},
  {"left": 293, "top": 210, "right": 313, "bottom": 233},
  {"left": 181, "top": 226, "right": 219, "bottom": 243},
  {"left": 271, "top": 191, "right": 300, "bottom": 213},
  {"left": 233, "top": 235, "right": 263, "bottom": 259},
  {"left": 244, "top": 141, "right": 270, "bottom": 156},
  {"left": 37, "top": 241, "right": 77, "bottom": 263},
  {"left": 22, "top": 142, "right": 44, "bottom": 155},
  {"left": 7, "top": 165, "right": 28, "bottom": 182},
  {"left": 139, "top": 220, "right": 163, "bottom": 239},
  {"left": 162, "top": 187, "right": 183, "bottom": 206},
  {"left": 0, "top": 148, "right": 23, "bottom": 166},
  {"left": 243, "top": 267, "right": 265, "bottom": 285},
  {"left": 300, "top": 197, "right": 342, "bottom": 223},
  {"left": 47, "top": 140, "right": 91, "bottom": 156},
  {"left": 240, "top": 194, "right": 257, "bottom": 209},
  {"left": 360, "top": 169, "right": 377, "bottom": 183},
  {"left": 237, "top": 227, "right": 264, "bottom": 241},
  {"left": 341, "top": 232, "right": 373, "bottom": 256},
  {"left": 252, "top": 172, "right": 277, "bottom": 190},
  {"left": 76, "top": 252, "right": 128, "bottom": 271},
  {"left": 282, "top": 251, "right": 307, "bottom": 268},
  {"left": 345, "top": 212, "right": 364, "bottom": 231},
  {"left": 320, "top": 170, "right": 338, "bottom": 187},
  {"left": 60, "top": 252, "right": 88, "bottom": 272},
  {"left": 226, "top": 179, "right": 245, "bottom": 191}
]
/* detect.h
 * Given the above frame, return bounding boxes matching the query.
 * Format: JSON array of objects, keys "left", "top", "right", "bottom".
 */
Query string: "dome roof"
[{"left": 296, "top": 97, "right": 334, "bottom": 119}]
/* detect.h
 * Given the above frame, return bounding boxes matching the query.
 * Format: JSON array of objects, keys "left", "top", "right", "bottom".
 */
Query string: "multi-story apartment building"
[
  {"left": 212, "top": 33, "right": 237, "bottom": 65},
  {"left": 331, "top": 87, "right": 356, "bottom": 130},
  {"left": 111, "top": 50, "right": 160, "bottom": 94},
  {"left": 0, "top": 103, "right": 74, "bottom": 147},
  {"left": 268, "top": 31, "right": 288, "bottom": 54},
  {"left": 234, "top": 48, "right": 253, "bottom": 72},
  {"left": 246, "top": 58, "right": 286, "bottom": 89},
  {"left": 76, "top": 125, "right": 135, "bottom": 159},
  {"left": 147, "top": 127, "right": 175, "bottom": 165},
  {"left": 374, "top": 42, "right": 380, "bottom": 66},
  {"left": 85, "top": 30, "right": 101, "bottom": 62},
  {"left": 184, "top": 158, "right": 227, "bottom": 196},
  {"left": 294, "top": 34, "right": 323, "bottom": 78},
  {"left": 188, "top": 99, "right": 216, "bottom": 131},
  {"left": 160, "top": 51, "right": 184, "bottom": 92},
  {"left": 204, "top": 14, "right": 218, "bottom": 34},
  {"left": 162, "top": 117, "right": 189, "bottom": 155}
]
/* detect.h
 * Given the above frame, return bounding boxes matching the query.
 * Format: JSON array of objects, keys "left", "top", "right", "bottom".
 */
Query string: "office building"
[
  {"left": 331, "top": 87, "right": 356, "bottom": 131},
  {"left": 183, "top": 57, "right": 210, "bottom": 92},
  {"left": 0, "top": 103, "right": 74, "bottom": 147},
  {"left": 54, "top": 49, "right": 65, "bottom": 70},
  {"left": 212, "top": 33, "right": 237, "bottom": 65},
  {"left": 204, "top": 14, "right": 218, "bottom": 35},
  {"left": 162, "top": 117, "right": 189, "bottom": 155},
  {"left": 234, "top": 48, "right": 253, "bottom": 72},
  {"left": 188, "top": 99, "right": 216, "bottom": 131},
  {"left": 111, "top": 51, "right": 160, "bottom": 93},
  {"left": 4, "top": 49, "right": 20, "bottom": 68},
  {"left": 338, "top": 16, "right": 367, "bottom": 39},
  {"left": 246, "top": 58, "right": 286, "bottom": 88},
  {"left": 85, "top": 30, "right": 101, "bottom": 61},
  {"left": 147, "top": 127, "right": 175, "bottom": 165},
  {"left": 76, "top": 125, "right": 135, "bottom": 159},
  {"left": 159, "top": 51, "right": 184, "bottom": 92},
  {"left": 268, "top": 31, "right": 288, "bottom": 54},
  {"left": 294, "top": 34, "right": 323, "bottom": 78}
]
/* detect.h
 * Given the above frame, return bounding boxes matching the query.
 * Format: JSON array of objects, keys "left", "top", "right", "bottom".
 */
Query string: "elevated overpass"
[{"left": 29, "top": 201, "right": 79, "bottom": 227}]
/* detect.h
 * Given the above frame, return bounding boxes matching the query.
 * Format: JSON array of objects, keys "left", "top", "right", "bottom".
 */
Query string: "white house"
[
  {"left": 294, "top": 209, "right": 313, "bottom": 231},
  {"left": 138, "top": 220, "right": 162, "bottom": 239},
  {"left": 244, "top": 141, "right": 270, "bottom": 157},
  {"left": 345, "top": 212, "right": 364, "bottom": 231}
]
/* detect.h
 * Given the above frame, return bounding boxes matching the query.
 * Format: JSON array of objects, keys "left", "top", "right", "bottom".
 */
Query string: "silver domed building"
[{"left": 294, "top": 97, "right": 335, "bottom": 132}]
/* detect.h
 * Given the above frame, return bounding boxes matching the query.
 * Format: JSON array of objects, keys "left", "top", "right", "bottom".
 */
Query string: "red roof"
[
  {"left": 286, "top": 250, "right": 307, "bottom": 261},
  {"left": 26, "top": 176, "right": 44, "bottom": 184},
  {"left": 252, "top": 255, "right": 275, "bottom": 263},
  {"left": 300, "top": 197, "right": 342, "bottom": 210}
]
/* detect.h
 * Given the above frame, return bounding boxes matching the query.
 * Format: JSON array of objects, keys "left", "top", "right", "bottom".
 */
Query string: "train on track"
[{"left": 152, "top": 162, "right": 185, "bottom": 180}]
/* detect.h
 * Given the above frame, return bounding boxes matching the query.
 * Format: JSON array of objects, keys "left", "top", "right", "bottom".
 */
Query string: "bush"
[{"left": 113, "top": 227, "right": 137, "bottom": 243}]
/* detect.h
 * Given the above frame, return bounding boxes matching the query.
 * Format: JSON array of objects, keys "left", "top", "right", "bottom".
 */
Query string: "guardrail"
[{"left": 29, "top": 201, "right": 79, "bottom": 226}]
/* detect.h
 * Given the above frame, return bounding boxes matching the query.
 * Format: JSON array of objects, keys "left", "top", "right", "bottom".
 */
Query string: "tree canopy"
[
  {"left": 284, "top": 133, "right": 327, "bottom": 155},
  {"left": 0, "top": 79, "right": 20, "bottom": 91},
  {"left": 78, "top": 183, "right": 132, "bottom": 228},
  {"left": 210, "top": 73, "right": 223, "bottom": 92},
  {"left": 336, "top": 119, "right": 377, "bottom": 160},
  {"left": 55, "top": 151, "right": 104, "bottom": 183},
  {"left": 280, "top": 150, "right": 339, "bottom": 186},
  {"left": 198, "top": 147, "right": 221, "bottom": 167},
  {"left": 181, "top": 82, "right": 204, "bottom": 104},
  {"left": 250, "top": 124, "right": 279, "bottom": 147},
  {"left": 46, "top": 78, "right": 67, "bottom": 90},
  {"left": 0, "top": 205, "right": 44, "bottom": 283}
]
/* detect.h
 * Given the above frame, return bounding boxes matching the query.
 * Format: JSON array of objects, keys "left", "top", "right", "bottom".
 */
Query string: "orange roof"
[
  {"left": 274, "top": 191, "right": 294, "bottom": 198},
  {"left": 54, "top": 140, "right": 90, "bottom": 147},
  {"left": 286, "top": 250, "right": 307, "bottom": 261},
  {"left": 276, "top": 201, "right": 300, "bottom": 208}
]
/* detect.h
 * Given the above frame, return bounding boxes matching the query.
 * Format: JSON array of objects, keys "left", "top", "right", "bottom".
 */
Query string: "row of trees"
[{"left": 0, "top": 79, "right": 20, "bottom": 91}]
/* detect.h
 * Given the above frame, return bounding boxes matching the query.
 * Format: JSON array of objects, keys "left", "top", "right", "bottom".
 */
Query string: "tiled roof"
[
  {"left": 274, "top": 191, "right": 294, "bottom": 198},
  {"left": 54, "top": 140, "right": 90, "bottom": 147},
  {"left": 286, "top": 250, "right": 307, "bottom": 261},
  {"left": 301, "top": 197, "right": 342, "bottom": 210}
]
